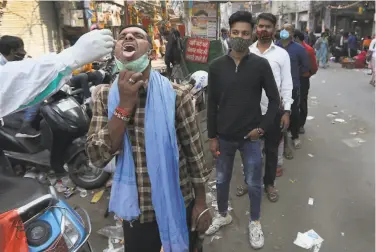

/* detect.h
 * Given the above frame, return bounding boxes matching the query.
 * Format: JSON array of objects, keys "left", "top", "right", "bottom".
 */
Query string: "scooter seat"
[{"left": 0, "top": 175, "right": 49, "bottom": 214}]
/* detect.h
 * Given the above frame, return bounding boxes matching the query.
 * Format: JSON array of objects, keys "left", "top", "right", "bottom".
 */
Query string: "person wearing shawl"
[{"left": 86, "top": 25, "right": 212, "bottom": 252}]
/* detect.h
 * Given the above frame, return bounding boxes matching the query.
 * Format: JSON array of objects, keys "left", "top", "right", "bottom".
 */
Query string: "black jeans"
[
  {"left": 122, "top": 200, "right": 200, "bottom": 252},
  {"left": 263, "top": 111, "right": 283, "bottom": 187},
  {"left": 70, "top": 71, "right": 104, "bottom": 99},
  {"left": 299, "top": 77, "right": 310, "bottom": 127},
  {"left": 289, "top": 87, "right": 300, "bottom": 140}
]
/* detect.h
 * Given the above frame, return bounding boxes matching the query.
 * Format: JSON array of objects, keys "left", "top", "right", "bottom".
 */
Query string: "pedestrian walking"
[
  {"left": 348, "top": 31, "right": 358, "bottom": 58},
  {"left": 293, "top": 30, "right": 318, "bottom": 134},
  {"left": 368, "top": 37, "right": 376, "bottom": 86},
  {"left": 165, "top": 28, "right": 185, "bottom": 83},
  {"left": 236, "top": 13, "right": 293, "bottom": 202},
  {"left": 276, "top": 24, "right": 309, "bottom": 150},
  {"left": 314, "top": 32, "right": 329, "bottom": 68},
  {"left": 206, "top": 11, "right": 280, "bottom": 249},
  {"left": 86, "top": 25, "right": 212, "bottom": 252}
]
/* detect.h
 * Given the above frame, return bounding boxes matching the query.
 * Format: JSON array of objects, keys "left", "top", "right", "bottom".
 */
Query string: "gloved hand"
[{"left": 57, "top": 29, "right": 115, "bottom": 70}]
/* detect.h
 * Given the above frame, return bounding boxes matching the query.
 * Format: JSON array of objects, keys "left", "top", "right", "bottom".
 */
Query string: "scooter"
[
  {"left": 0, "top": 88, "right": 110, "bottom": 189},
  {"left": 187, "top": 70, "right": 208, "bottom": 113},
  {"left": 0, "top": 174, "right": 92, "bottom": 251}
]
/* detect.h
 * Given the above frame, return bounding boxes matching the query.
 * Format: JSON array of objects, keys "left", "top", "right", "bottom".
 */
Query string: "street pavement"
[{"left": 67, "top": 63, "right": 375, "bottom": 252}]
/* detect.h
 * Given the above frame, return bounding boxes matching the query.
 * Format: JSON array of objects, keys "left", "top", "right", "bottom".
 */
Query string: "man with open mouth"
[{"left": 86, "top": 25, "right": 212, "bottom": 252}]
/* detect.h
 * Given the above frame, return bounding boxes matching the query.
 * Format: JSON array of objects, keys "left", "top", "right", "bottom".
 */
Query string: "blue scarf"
[{"left": 108, "top": 71, "right": 189, "bottom": 252}]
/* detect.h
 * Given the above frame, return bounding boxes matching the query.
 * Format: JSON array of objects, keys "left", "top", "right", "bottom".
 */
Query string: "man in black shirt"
[{"left": 205, "top": 11, "right": 280, "bottom": 249}]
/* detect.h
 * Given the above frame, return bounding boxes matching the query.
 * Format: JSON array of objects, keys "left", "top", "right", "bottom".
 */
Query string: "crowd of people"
[{"left": 1, "top": 8, "right": 376, "bottom": 252}]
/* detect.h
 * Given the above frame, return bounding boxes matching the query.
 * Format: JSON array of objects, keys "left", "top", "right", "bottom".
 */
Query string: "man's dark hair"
[
  {"left": 257, "top": 13, "right": 277, "bottom": 27},
  {"left": 229, "top": 11, "right": 254, "bottom": 30},
  {"left": 221, "top": 28, "right": 228, "bottom": 33},
  {"left": 119, "top": 24, "right": 153, "bottom": 47},
  {"left": 0, "top": 35, "right": 24, "bottom": 56},
  {"left": 293, "top": 29, "right": 305, "bottom": 42}
]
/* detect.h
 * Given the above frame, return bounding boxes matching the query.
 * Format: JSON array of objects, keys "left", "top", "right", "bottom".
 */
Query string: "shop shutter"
[{"left": 0, "top": 0, "right": 61, "bottom": 57}]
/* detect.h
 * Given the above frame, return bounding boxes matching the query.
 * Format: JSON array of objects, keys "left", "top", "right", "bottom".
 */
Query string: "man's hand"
[
  {"left": 191, "top": 201, "right": 212, "bottom": 233},
  {"left": 117, "top": 70, "right": 146, "bottom": 111},
  {"left": 209, "top": 138, "right": 220, "bottom": 158},
  {"left": 244, "top": 128, "right": 264, "bottom": 140},
  {"left": 280, "top": 112, "right": 290, "bottom": 132}
]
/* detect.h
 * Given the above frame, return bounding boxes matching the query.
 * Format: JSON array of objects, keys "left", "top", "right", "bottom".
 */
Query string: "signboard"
[
  {"left": 190, "top": 2, "right": 217, "bottom": 40},
  {"left": 70, "top": 10, "right": 85, "bottom": 27},
  {"left": 185, "top": 38, "right": 210, "bottom": 64}
]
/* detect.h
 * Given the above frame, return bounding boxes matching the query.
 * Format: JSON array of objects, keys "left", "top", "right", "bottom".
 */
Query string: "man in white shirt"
[{"left": 246, "top": 13, "right": 293, "bottom": 202}]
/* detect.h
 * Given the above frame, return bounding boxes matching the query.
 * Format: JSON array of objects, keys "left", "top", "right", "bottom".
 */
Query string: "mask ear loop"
[{"left": 146, "top": 49, "right": 153, "bottom": 60}]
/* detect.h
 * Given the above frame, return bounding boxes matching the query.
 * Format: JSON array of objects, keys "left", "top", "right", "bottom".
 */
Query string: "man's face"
[
  {"left": 230, "top": 22, "right": 252, "bottom": 40},
  {"left": 9, "top": 46, "right": 26, "bottom": 61},
  {"left": 192, "top": 18, "right": 198, "bottom": 26},
  {"left": 283, "top": 24, "right": 294, "bottom": 39},
  {"left": 256, "top": 18, "right": 275, "bottom": 41},
  {"left": 115, "top": 27, "right": 150, "bottom": 63}
]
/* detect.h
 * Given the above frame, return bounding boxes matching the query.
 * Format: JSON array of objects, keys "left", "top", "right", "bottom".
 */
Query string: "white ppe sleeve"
[{"left": 0, "top": 53, "right": 72, "bottom": 118}]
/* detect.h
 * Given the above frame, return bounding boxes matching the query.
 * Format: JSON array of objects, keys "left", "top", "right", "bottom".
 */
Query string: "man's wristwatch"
[{"left": 284, "top": 110, "right": 291, "bottom": 115}]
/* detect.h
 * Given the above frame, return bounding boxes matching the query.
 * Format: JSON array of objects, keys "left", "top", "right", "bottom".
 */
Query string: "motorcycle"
[
  {"left": 0, "top": 174, "right": 92, "bottom": 251},
  {"left": 0, "top": 88, "right": 110, "bottom": 189}
]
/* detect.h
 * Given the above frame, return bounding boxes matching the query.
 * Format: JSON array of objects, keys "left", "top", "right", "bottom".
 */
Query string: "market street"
[{"left": 67, "top": 63, "right": 375, "bottom": 252}]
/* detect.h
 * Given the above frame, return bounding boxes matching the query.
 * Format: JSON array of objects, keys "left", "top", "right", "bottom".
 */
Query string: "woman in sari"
[{"left": 315, "top": 32, "right": 329, "bottom": 68}]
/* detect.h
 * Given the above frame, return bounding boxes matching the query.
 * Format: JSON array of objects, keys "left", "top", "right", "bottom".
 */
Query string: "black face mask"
[{"left": 13, "top": 53, "right": 25, "bottom": 61}]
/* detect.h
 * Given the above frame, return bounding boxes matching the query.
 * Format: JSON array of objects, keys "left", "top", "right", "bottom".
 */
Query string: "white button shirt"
[{"left": 249, "top": 41, "right": 293, "bottom": 115}]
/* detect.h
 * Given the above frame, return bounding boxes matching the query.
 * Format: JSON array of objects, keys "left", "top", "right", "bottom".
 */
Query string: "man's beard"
[{"left": 256, "top": 30, "right": 273, "bottom": 43}]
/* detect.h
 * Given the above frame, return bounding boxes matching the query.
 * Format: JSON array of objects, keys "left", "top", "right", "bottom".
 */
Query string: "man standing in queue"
[
  {"left": 205, "top": 11, "right": 280, "bottom": 249},
  {"left": 235, "top": 13, "right": 292, "bottom": 202},
  {"left": 293, "top": 29, "right": 318, "bottom": 134},
  {"left": 277, "top": 24, "right": 309, "bottom": 150}
]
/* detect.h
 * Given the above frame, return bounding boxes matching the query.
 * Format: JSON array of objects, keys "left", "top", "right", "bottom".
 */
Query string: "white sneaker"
[
  {"left": 293, "top": 139, "right": 301, "bottom": 149},
  {"left": 249, "top": 221, "right": 264, "bottom": 249},
  {"left": 205, "top": 213, "right": 232, "bottom": 235}
]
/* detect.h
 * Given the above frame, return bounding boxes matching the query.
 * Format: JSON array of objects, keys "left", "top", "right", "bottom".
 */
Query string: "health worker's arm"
[{"left": 0, "top": 29, "right": 114, "bottom": 118}]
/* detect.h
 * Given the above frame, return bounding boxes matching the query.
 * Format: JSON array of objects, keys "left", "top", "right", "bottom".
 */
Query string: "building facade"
[
  {"left": 268, "top": 0, "right": 312, "bottom": 31},
  {"left": 0, "top": 0, "right": 63, "bottom": 57}
]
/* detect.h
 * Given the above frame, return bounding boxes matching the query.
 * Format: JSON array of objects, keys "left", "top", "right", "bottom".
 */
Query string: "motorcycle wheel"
[{"left": 67, "top": 152, "right": 110, "bottom": 190}]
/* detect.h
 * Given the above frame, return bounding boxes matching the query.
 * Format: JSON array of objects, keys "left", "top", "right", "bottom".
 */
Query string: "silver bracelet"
[{"left": 195, "top": 207, "right": 211, "bottom": 225}]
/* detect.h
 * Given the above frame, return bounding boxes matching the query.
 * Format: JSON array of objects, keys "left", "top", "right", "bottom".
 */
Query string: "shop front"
[
  {"left": 0, "top": 0, "right": 62, "bottom": 57},
  {"left": 89, "top": 1, "right": 124, "bottom": 39}
]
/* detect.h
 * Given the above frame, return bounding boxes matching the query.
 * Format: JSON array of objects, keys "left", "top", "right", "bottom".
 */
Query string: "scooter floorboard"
[{"left": 5, "top": 150, "right": 50, "bottom": 167}]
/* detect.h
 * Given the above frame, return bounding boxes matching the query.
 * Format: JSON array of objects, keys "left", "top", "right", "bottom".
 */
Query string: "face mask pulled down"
[
  {"left": 115, "top": 53, "right": 150, "bottom": 73},
  {"left": 256, "top": 30, "right": 273, "bottom": 42},
  {"left": 229, "top": 37, "right": 252, "bottom": 52}
]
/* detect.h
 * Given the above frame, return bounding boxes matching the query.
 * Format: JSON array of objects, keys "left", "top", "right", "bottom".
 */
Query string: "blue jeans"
[
  {"left": 216, "top": 138, "right": 262, "bottom": 221},
  {"left": 24, "top": 104, "right": 41, "bottom": 122}
]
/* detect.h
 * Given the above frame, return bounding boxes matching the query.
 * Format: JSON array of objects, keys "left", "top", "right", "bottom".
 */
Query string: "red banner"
[{"left": 185, "top": 38, "right": 210, "bottom": 64}]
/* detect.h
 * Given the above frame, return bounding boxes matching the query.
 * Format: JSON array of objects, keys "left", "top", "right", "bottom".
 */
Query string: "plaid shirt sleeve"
[
  {"left": 175, "top": 88, "right": 212, "bottom": 184},
  {"left": 86, "top": 85, "right": 113, "bottom": 168}
]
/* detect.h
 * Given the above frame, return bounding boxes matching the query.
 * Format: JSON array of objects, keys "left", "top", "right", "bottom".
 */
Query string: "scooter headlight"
[
  {"left": 25, "top": 220, "right": 52, "bottom": 246},
  {"left": 62, "top": 217, "right": 81, "bottom": 249}
]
